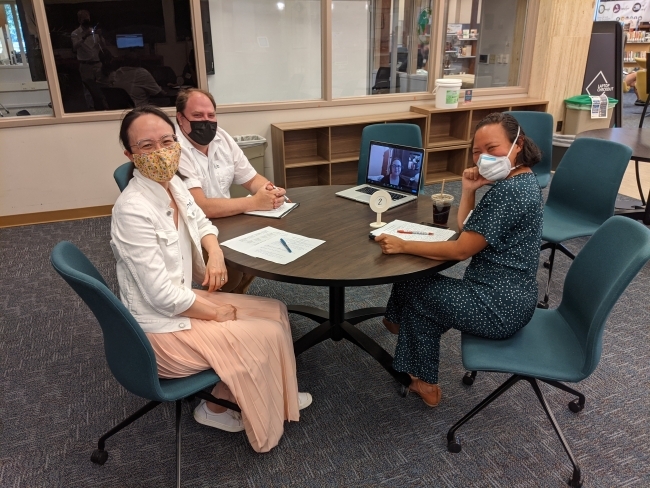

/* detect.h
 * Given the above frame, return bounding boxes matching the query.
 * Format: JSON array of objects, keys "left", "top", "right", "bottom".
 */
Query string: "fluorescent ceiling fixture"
[{"left": 277, "top": 2, "right": 285, "bottom": 10}]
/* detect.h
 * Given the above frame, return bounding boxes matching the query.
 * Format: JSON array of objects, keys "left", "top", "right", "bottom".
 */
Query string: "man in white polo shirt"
[
  {"left": 175, "top": 88, "right": 287, "bottom": 293},
  {"left": 175, "top": 88, "right": 287, "bottom": 217}
]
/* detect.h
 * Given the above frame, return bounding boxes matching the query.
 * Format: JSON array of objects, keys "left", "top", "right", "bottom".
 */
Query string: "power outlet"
[{"left": 556, "top": 121, "right": 563, "bottom": 133}]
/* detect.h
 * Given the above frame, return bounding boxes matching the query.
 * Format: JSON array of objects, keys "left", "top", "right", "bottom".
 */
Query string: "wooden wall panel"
[{"left": 528, "top": 0, "right": 597, "bottom": 125}]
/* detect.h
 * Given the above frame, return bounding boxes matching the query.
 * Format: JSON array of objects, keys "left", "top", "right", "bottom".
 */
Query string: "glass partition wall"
[
  {"left": 0, "top": 0, "right": 52, "bottom": 118},
  {"left": 331, "top": 0, "right": 433, "bottom": 98},
  {"left": 442, "top": 0, "right": 527, "bottom": 89}
]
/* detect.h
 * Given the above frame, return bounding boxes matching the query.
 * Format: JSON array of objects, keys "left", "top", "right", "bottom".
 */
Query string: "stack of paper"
[
  {"left": 244, "top": 202, "right": 299, "bottom": 219},
  {"left": 370, "top": 220, "right": 456, "bottom": 242},
  {"left": 220, "top": 227, "right": 325, "bottom": 265}
]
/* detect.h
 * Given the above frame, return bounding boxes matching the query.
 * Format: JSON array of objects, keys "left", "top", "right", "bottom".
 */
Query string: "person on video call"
[
  {"left": 381, "top": 160, "right": 403, "bottom": 186},
  {"left": 175, "top": 88, "right": 288, "bottom": 293}
]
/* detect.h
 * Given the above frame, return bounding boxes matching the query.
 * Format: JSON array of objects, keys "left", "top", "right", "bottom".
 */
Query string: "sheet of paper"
[
  {"left": 244, "top": 202, "right": 299, "bottom": 218},
  {"left": 220, "top": 227, "right": 325, "bottom": 265},
  {"left": 370, "top": 219, "right": 456, "bottom": 242}
]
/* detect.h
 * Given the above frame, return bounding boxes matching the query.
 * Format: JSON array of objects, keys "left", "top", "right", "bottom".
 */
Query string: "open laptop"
[{"left": 336, "top": 140, "right": 425, "bottom": 209}]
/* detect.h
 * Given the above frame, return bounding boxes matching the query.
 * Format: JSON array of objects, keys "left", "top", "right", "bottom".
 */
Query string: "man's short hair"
[{"left": 176, "top": 88, "right": 217, "bottom": 113}]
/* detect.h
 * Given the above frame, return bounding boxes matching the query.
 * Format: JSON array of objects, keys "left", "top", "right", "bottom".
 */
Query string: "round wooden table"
[
  {"left": 577, "top": 128, "right": 650, "bottom": 224},
  {"left": 213, "top": 185, "right": 459, "bottom": 387}
]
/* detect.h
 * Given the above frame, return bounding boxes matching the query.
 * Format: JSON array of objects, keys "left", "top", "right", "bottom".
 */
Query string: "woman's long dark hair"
[{"left": 474, "top": 112, "right": 541, "bottom": 167}]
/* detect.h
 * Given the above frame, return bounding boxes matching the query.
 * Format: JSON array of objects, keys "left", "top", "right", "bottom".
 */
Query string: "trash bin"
[
  {"left": 562, "top": 95, "right": 618, "bottom": 135},
  {"left": 230, "top": 134, "right": 267, "bottom": 198},
  {"left": 552, "top": 134, "right": 575, "bottom": 171}
]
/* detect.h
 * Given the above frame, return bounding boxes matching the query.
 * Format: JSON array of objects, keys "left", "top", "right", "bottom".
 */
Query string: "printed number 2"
[{"left": 378, "top": 198, "right": 384, "bottom": 205}]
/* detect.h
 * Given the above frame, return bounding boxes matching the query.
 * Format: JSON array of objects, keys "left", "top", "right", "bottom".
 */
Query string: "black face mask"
[{"left": 183, "top": 116, "right": 217, "bottom": 146}]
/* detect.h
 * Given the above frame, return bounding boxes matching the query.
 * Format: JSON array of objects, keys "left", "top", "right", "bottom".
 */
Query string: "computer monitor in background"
[{"left": 116, "top": 34, "right": 144, "bottom": 49}]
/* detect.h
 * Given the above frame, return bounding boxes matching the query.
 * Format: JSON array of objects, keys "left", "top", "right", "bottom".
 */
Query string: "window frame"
[{"left": 0, "top": 0, "right": 539, "bottom": 128}]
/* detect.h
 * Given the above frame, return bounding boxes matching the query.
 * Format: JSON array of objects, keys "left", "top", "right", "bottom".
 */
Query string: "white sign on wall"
[{"left": 596, "top": 1, "right": 650, "bottom": 24}]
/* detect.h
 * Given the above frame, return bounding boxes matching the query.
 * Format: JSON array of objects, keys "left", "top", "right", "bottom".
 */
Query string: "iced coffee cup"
[{"left": 431, "top": 193, "right": 454, "bottom": 225}]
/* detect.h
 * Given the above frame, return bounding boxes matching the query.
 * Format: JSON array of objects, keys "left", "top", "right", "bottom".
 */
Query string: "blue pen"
[{"left": 280, "top": 238, "right": 292, "bottom": 253}]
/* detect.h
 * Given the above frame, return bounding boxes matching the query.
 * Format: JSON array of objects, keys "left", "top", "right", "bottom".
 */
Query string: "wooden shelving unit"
[
  {"left": 270, "top": 98, "right": 547, "bottom": 189},
  {"left": 411, "top": 98, "right": 548, "bottom": 184},
  {"left": 271, "top": 113, "right": 427, "bottom": 188}
]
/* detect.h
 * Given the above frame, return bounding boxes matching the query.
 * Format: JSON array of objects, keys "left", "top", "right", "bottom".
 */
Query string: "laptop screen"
[{"left": 366, "top": 141, "right": 425, "bottom": 195}]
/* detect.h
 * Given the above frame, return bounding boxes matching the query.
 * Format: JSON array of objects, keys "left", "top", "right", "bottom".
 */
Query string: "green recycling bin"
[{"left": 562, "top": 95, "right": 618, "bottom": 135}]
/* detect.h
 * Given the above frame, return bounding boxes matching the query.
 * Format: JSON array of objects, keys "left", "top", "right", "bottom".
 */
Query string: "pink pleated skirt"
[{"left": 146, "top": 290, "right": 300, "bottom": 453}]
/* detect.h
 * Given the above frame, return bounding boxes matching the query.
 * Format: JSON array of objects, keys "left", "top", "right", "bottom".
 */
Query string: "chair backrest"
[
  {"left": 101, "top": 87, "right": 135, "bottom": 110},
  {"left": 373, "top": 67, "right": 400, "bottom": 90},
  {"left": 50, "top": 241, "right": 165, "bottom": 401},
  {"left": 546, "top": 137, "right": 632, "bottom": 226},
  {"left": 557, "top": 216, "right": 650, "bottom": 378},
  {"left": 357, "top": 123, "right": 424, "bottom": 191},
  {"left": 114, "top": 162, "right": 135, "bottom": 192},
  {"left": 505, "top": 111, "right": 553, "bottom": 188}
]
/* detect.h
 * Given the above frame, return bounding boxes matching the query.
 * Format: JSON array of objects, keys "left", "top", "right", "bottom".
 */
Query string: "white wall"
[
  {"left": 0, "top": 99, "right": 422, "bottom": 216},
  {"left": 207, "top": 0, "right": 322, "bottom": 104},
  {"left": 332, "top": 0, "right": 369, "bottom": 97}
]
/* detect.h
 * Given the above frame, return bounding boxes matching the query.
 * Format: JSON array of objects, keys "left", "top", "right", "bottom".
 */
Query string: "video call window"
[
  {"left": 0, "top": 0, "right": 52, "bottom": 118},
  {"left": 368, "top": 145, "right": 422, "bottom": 192},
  {"left": 43, "top": 0, "right": 198, "bottom": 113}
]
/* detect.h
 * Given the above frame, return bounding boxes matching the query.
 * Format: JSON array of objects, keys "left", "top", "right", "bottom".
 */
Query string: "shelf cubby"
[
  {"left": 424, "top": 146, "right": 469, "bottom": 184},
  {"left": 330, "top": 124, "right": 366, "bottom": 162},
  {"left": 285, "top": 164, "right": 330, "bottom": 189},
  {"left": 427, "top": 110, "right": 471, "bottom": 148},
  {"left": 330, "top": 160, "right": 359, "bottom": 185},
  {"left": 283, "top": 128, "right": 330, "bottom": 167}
]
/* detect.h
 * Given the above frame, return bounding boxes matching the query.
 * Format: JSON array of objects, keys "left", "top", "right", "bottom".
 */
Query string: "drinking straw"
[{"left": 440, "top": 179, "right": 446, "bottom": 196}]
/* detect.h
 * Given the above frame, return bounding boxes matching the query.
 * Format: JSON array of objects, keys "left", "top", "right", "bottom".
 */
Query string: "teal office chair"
[
  {"left": 448, "top": 216, "right": 650, "bottom": 487},
  {"left": 50, "top": 241, "right": 239, "bottom": 488},
  {"left": 114, "top": 162, "right": 135, "bottom": 192},
  {"left": 357, "top": 123, "right": 424, "bottom": 193},
  {"left": 537, "top": 137, "right": 632, "bottom": 308},
  {"left": 505, "top": 111, "right": 553, "bottom": 188}
]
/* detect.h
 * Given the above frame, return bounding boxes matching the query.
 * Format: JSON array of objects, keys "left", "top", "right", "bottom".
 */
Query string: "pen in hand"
[
  {"left": 280, "top": 238, "right": 292, "bottom": 253},
  {"left": 268, "top": 183, "right": 291, "bottom": 203},
  {"left": 397, "top": 230, "right": 434, "bottom": 235}
]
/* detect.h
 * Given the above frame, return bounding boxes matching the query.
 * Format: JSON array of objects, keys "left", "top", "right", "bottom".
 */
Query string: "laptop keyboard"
[{"left": 356, "top": 186, "right": 407, "bottom": 200}]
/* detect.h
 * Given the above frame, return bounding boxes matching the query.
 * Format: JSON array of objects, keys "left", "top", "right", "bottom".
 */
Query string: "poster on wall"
[{"left": 596, "top": 1, "right": 650, "bottom": 25}]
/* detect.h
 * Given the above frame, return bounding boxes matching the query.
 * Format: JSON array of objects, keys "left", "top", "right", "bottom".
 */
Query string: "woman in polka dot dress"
[{"left": 374, "top": 113, "right": 543, "bottom": 407}]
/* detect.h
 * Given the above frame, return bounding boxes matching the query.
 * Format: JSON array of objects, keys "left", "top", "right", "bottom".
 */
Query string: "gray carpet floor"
[{"left": 1, "top": 180, "right": 649, "bottom": 487}]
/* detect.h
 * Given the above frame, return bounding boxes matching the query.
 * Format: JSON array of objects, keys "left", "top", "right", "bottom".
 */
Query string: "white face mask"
[{"left": 476, "top": 126, "right": 521, "bottom": 181}]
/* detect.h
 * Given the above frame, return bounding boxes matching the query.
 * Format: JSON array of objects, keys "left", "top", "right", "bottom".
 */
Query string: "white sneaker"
[
  {"left": 298, "top": 392, "right": 312, "bottom": 411},
  {"left": 193, "top": 400, "right": 244, "bottom": 432}
]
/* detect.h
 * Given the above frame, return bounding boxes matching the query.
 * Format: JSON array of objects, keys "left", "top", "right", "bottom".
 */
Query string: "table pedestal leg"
[{"left": 290, "top": 286, "right": 410, "bottom": 387}]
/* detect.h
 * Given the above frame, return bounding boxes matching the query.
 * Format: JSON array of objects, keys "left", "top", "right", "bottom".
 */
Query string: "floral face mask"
[{"left": 132, "top": 142, "right": 181, "bottom": 182}]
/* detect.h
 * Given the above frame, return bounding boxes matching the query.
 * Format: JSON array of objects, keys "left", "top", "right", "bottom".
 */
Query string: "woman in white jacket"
[{"left": 110, "top": 106, "right": 311, "bottom": 453}]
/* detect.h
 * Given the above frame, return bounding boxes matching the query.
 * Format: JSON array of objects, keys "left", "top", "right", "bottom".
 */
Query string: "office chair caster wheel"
[
  {"left": 537, "top": 300, "right": 549, "bottom": 309},
  {"left": 462, "top": 372, "right": 475, "bottom": 386},
  {"left": 543, "top": 261, "right": 550, "bottom": 269},
  {"left": 447, "top": 437, "right": 462, "bottom": 453},
  {"left": 568, "top": 399, "right": 584, "bottom": 413},
  {"left": 91, "top": 449, "right": 108, "bottom": 465}
]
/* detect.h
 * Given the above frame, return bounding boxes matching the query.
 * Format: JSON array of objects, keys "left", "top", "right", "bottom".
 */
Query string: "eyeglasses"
[{"left": 130, "top": 134, "right": 178, "bottom": 152}]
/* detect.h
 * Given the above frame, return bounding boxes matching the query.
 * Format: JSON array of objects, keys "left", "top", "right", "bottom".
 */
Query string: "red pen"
[{"left": 397, "top": 230, "right": 434, "bottom": 235}]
